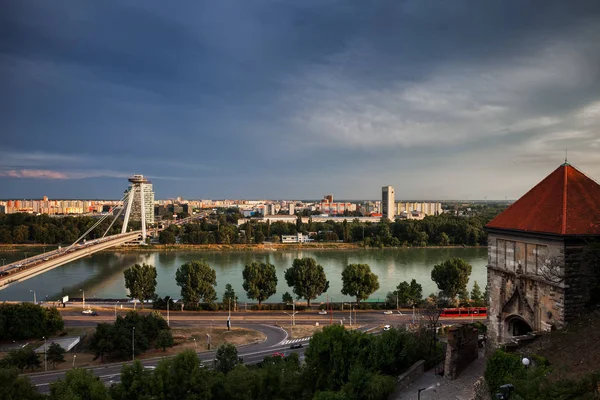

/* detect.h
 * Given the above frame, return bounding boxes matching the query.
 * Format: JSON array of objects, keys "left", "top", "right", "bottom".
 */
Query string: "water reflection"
[{"left": 0, "top": 248, "right": 487, "bottom": 303}]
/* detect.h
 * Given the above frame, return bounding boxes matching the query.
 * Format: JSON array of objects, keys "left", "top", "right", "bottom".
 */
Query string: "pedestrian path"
[
  {"left": 279, "top": 337, "right": 311, "bottom": 345},
  {"left": 392, "top": 349, "right": 488, "bottom": 400}
]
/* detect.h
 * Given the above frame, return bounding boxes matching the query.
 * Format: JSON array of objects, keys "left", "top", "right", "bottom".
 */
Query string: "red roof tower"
[{"left": 486, "top": 163, "right": 600, "bottom": 236}]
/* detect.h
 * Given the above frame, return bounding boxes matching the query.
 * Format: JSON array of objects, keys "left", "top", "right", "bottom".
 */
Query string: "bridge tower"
[{"left": 121, "top": 174, "right": 154, "bottom": 242}]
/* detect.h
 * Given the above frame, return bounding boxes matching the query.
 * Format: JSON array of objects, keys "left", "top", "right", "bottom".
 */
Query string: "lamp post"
[
  {"left": 72, "top": 354, "right": 76, "bottom": 368},
  {"left": 193, "top": 338, "right": 197, "bottom": 350},
  {"left": 132, "top": 327, "right": 135, "bottom": 361},
  {"left": 43, "top": 336, "right": 47, "bottom": 371},
  {"left": 30, "top": 289, "right": 36, "bottom": 304},
  {"left": 114, "top": 301, "right": 119, "bottom": 321},
  {"left": 80, "top": 289, "right": 85, "bottom": 310},
  {"left": 166, "top": 297, "right": 170, "bottom": 327},
  {"left": 344, "top": 304, "right": 352, "bottom": 326},
  {"left": 522, "top": 357, "right": 530, "bottom": 369},
  {"left": 284, "top": 302, "right": 297, "bottom": 338}
]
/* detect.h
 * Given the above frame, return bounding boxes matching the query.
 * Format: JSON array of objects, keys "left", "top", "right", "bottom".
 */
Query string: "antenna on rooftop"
[{"left": 565, "top": 148, "right": 568, "bottom": 164}]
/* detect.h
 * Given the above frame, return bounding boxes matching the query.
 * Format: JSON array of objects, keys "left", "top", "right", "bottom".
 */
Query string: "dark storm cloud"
[{"left": 1, "top": 0, "right": 599, "bottom": 199}]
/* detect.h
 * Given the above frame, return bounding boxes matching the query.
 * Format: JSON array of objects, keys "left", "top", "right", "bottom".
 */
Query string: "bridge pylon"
[{"left": 121, "top": 174, "right": 154, "bottom": 243}]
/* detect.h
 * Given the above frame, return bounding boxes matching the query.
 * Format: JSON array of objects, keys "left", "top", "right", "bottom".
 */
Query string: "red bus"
[{"left": 440, "top": 307, "right": 487, "bottom": 318}]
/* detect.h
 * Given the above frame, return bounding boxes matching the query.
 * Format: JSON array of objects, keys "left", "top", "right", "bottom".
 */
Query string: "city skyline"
[{"left": 2, "top": 1, "right": 600, "bottom": 200}]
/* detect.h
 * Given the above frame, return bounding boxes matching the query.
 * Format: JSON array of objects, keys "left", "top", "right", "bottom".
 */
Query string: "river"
[{"left": 0, "top": 248, "right": 487, "bottom": 303}]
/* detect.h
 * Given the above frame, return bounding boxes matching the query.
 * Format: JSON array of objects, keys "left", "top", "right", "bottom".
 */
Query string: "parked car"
[
  {"left": 318, "top": 310, "right": 328, "bottom": 315},
  {"left": 290, "top": 343, "right": 303, "bottom": 349}
]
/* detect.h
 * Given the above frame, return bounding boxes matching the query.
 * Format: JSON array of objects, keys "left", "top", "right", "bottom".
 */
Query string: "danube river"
[{"left": 0, "top": 248, "right": 487, "bottom": 303}]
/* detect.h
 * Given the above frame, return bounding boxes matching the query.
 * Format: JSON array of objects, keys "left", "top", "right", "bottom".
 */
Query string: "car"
[
  {"left": 290, "top": 343, "right": 303, "bottom": 349},
  {"left": 318, "top": 310, "right": 328, "bottom": 315},
  {"left": 144, "top": 366, "right": 156, "bottom": 371},
  {"left": 82, "top": 309, "right": 98, "bottom": 316},
  {"left": 383, "top": 310, "right": 393, "bottom": 315},
  {"left": 272, "top": 352, "right": 285, "bottom": 357},
  {"left": 383, "top": 325, "right": 391, "bottom": 331}
]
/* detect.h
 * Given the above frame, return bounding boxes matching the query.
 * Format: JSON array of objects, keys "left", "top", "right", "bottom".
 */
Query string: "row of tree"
[
  {"left": 125, "top": 258, "right": 381, "bottom": 308},
  {"left": 1, "top": 323, "right": 442, "bottom": 400},
  {"left": 0, "top": 343, "right": 66, "bottom": 372},
  {"left": 126, "top": 257, "right": 483, "bottom": 310},
  {"left": 0, "top": 303, "right": 64, "bottom": 340},
  {"left": 0, "top": 206, "right": 501, "bottom": 247}
]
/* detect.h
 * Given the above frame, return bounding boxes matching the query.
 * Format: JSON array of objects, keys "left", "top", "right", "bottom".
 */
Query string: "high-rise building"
[
  {"left": 122, "top": 175, "right": 155, "bottom": 237},
  {"left": 381, "top": 186, "right": 395, "bottom": 220},
  {"left": 324, "top": 194, "right": 333, "bottom": 203}
]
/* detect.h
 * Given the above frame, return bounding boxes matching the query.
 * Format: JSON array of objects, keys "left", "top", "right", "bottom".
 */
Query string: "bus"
[{"left": 440, "top": 307, "right": 487, "bottom": 318}]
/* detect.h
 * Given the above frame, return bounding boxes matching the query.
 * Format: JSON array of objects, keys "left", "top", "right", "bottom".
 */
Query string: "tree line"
[
  {"left": 125, "top": 256, "right": 485, "bottom": 310},
  {"left": 0, "top": 205, "right": 502, "bottom": 247},
  {"left": 0, "top": 303, "right": 64, "bottom": 340},
  {"left": 0, "top": 322, "right": 444, "bottom": 400}
]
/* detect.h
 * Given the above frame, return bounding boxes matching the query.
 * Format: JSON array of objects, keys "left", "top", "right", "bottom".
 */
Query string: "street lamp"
[
  {"left": 522, "top": 357, "right": 530, "bottom": 369},
  {"left": 80, "top": 289, "right": 85, "bottom": 310},
  {"left": 344, "top": 303, "right": 352, "bottom": 326},
  {"left": 43, "top": 336, "right": 47, "bottom": 371},
  {"left": 72, "top": 354, "right": 76, "bottom": 368},
  {"left": 166, "top": 297, "right": 170, "bottom": 326},
  {"left": 284, "top": 302, "right": 297, "bottom": 338},
  {"left": 30, "top": 289, "right": 36, "bottom": 304},
  {"left": 193, "top": 338, "right": 197, "bottom": 350},
  {"left": 114, "top": 301, "right": 119, "bottom": 321},
  {"left": 132, "top": 327, "right": 135, "bottom": 361}
]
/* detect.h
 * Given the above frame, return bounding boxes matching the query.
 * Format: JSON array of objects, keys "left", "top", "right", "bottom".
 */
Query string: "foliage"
[
  {"left": 152, "top": 349, "right": 211, "bottom": 400},
  {"left": 156, "top": 330, "right": 174, "bottom": 351},
  {"left": 222, "top": 283, "right": 238, "bottom": 306},
  {"left": 49, "top": 368, "right": 112, "bottom": 400},
  {"left": 430, "top": 257, "right": 473, "bottom": 301},
  {"left": 158, "top": 229, "right": 176, "bottom": 244},
  {"left": 0, "top": 347, "right": 41, "bottom": 372},
  {"left": 175, "top": 260, "right": 218, "bottom": 305},
  {"left": 470, "top": 281, "right": 484, "bottom": 306},
  {"left": 341, "top": 263, "right": 380, "bottom": 304},
  {"left": 214, "top": 343, "right": 241, "bottom": 374},
  {"left": 282, "top": 291, "right": 293, "bottom": 304},
  {"left": 242, "top": 262, "right": 278, "bottom": 305},
  {"left": 0, "top": 367, "right": 44, "bottom": 400},
  {"left": 109, "top": 360, "right": 156, "bottom": 400},
  {"left": 47, "top": 342, "right": 66, "bottom": 368},
  {"left": 0, "top": 303, "right": 64, "bottom": 340},
  {"left": 88, "top": 311, "right": 171, "bottom": 361},
  {"left": 387, "top": 279, "right": 422, "bottom": 308},
  {"left": 284, "top": 257, "right": 330, "bottom": 307},
  {"left": 123, "top": 263, "right": 158, "bottom": 307}
]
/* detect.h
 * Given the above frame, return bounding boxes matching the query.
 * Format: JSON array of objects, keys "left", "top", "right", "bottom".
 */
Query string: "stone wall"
[
  {"left": 486, "top": 231, "right": 566, "bottom": 349},
  {"left": 387, "top": 360, "right": 425, "bottom": 400},
  {"left": 444, "top": 324, "right": 479, "bottom": 380}
]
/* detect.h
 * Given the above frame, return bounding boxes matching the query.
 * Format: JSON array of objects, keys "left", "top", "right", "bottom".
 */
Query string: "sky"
[{"left": 1, "top": 1, "right": 600, "bottom": 201}]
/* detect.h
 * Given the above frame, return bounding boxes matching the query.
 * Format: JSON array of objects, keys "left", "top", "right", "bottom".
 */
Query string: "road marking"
[{"left": 279, "top": 337, "right": 310, "bottom": 345}]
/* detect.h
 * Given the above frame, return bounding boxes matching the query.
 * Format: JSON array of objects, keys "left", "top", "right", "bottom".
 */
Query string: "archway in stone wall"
[{"left": 505, "top": 315, "right": 533, "bottom": 337}]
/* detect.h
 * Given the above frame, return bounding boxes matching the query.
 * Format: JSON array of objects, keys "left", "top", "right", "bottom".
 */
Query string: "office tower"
[
  {"left": 382, "top": 186, "right": 395, "bottom": 220},
  {"left": 122, "top": 175, "right": 155, "bottom": 241}
]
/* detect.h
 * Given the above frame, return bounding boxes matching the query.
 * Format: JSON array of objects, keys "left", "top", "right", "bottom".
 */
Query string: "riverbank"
[{"left": 0, "top": 243, "right": 484, "bottom": 252}]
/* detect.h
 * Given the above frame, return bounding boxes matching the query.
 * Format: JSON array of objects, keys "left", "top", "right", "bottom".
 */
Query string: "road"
[{"left": 26, "top": 309, "right": 485, "bottom": 392}]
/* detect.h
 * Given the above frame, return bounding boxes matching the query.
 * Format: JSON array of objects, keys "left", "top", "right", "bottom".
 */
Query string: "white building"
[
  {"left": 382, "top": 186, "right": 395, "bottom": 220},
  {"left": 127, "top": 181, "right": 155, "bottom": 224},
  {"left": 281, "top": 232, "right": 313, "bottom": 243}
]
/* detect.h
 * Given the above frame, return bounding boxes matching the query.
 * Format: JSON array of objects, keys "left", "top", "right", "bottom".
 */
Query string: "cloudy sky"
[{"left": 1, "top": 1, "right": 599, "bottom": 200}]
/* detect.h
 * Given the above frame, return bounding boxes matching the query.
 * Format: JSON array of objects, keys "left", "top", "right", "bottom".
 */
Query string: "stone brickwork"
[
  {"left": 487, "top": 230, "right": 599, "bottom": 350},
  {"left": 444, "top": 324, "right": 479, "bottom": 380}
]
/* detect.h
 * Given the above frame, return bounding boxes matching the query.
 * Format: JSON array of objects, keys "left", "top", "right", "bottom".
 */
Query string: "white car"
[
  {"left": 383, "top": 325, "right": 391, "bottom": 331},
  {"left": 318, "top": 310, "right": 328, "bottom": 315},
  {"left": 383, "top": 311, "right": 393, "bottom": 315}
]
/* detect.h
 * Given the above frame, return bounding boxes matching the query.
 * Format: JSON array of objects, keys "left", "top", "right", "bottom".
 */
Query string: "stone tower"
[{"left": 485, "top": 162, "right": 600, "bottom": 348}]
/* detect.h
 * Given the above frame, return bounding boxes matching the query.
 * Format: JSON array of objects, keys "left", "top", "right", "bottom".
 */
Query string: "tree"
[
  {"left": 222, "top": 283, "right": 238, "bottom": 307},
  {"left": 159, "top": 230, "right": 176, "bottom": 244},
  {"left": 123, "top": 263, "right": 157, "bottom": 308},
  {"left": 175, "top": 260, "right": 217, "bottom": 305},
  {"left": 430, "top": 257, "right": 473, "bottom": 301},
  {"left": 45, "top": 307, "right": 64, "bottom": 334},
  {"left": 47, "top": 343, "right": 65, "bottom": 369},
  {"left": 284, "top": 258, "right": 329, "bottom": 307},
  {"left": 458, "top": 288, "right": 470, "bottom": 306},
  {"left": 155, "top": 330, "right": 174, "bottom": 351},
  {"left": 0, "top": 367, "right": 44, "bottom": 400},
  {"left": 49, "top": 368, "right": 111, "bottom": 400},
  {"left": 341, "top": 264, "right": 380, "bottom": 305},
  {"left": 471, "top": 281, "right": 483, "bottom": 304},
  {"left": 110, "top": 361, "right": 155, "bottom": 400},
  {"left": 214, "top": 343, "right": 240, "bottom": 374},
  {"left": 242, "top": 262, "right": 278, "bottom": 306},
  {"left": 393, "top": 279, "right": 423, "bottom": 308},
  {"left": 0, "top": 347, "right": 41, "bottom": 372},
  {"left": 282, "top": 292, "right": 293, "bottom": 304}
]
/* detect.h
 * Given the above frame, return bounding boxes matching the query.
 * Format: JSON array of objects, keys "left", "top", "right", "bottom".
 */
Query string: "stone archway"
[{"left": 505, "top": 315, "right": 533, "bottom": 337}]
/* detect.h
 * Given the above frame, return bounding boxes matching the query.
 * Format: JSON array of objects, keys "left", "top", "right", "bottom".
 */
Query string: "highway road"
[{"left": 26, "top": 308, "right": 485, "bottom": 393}]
